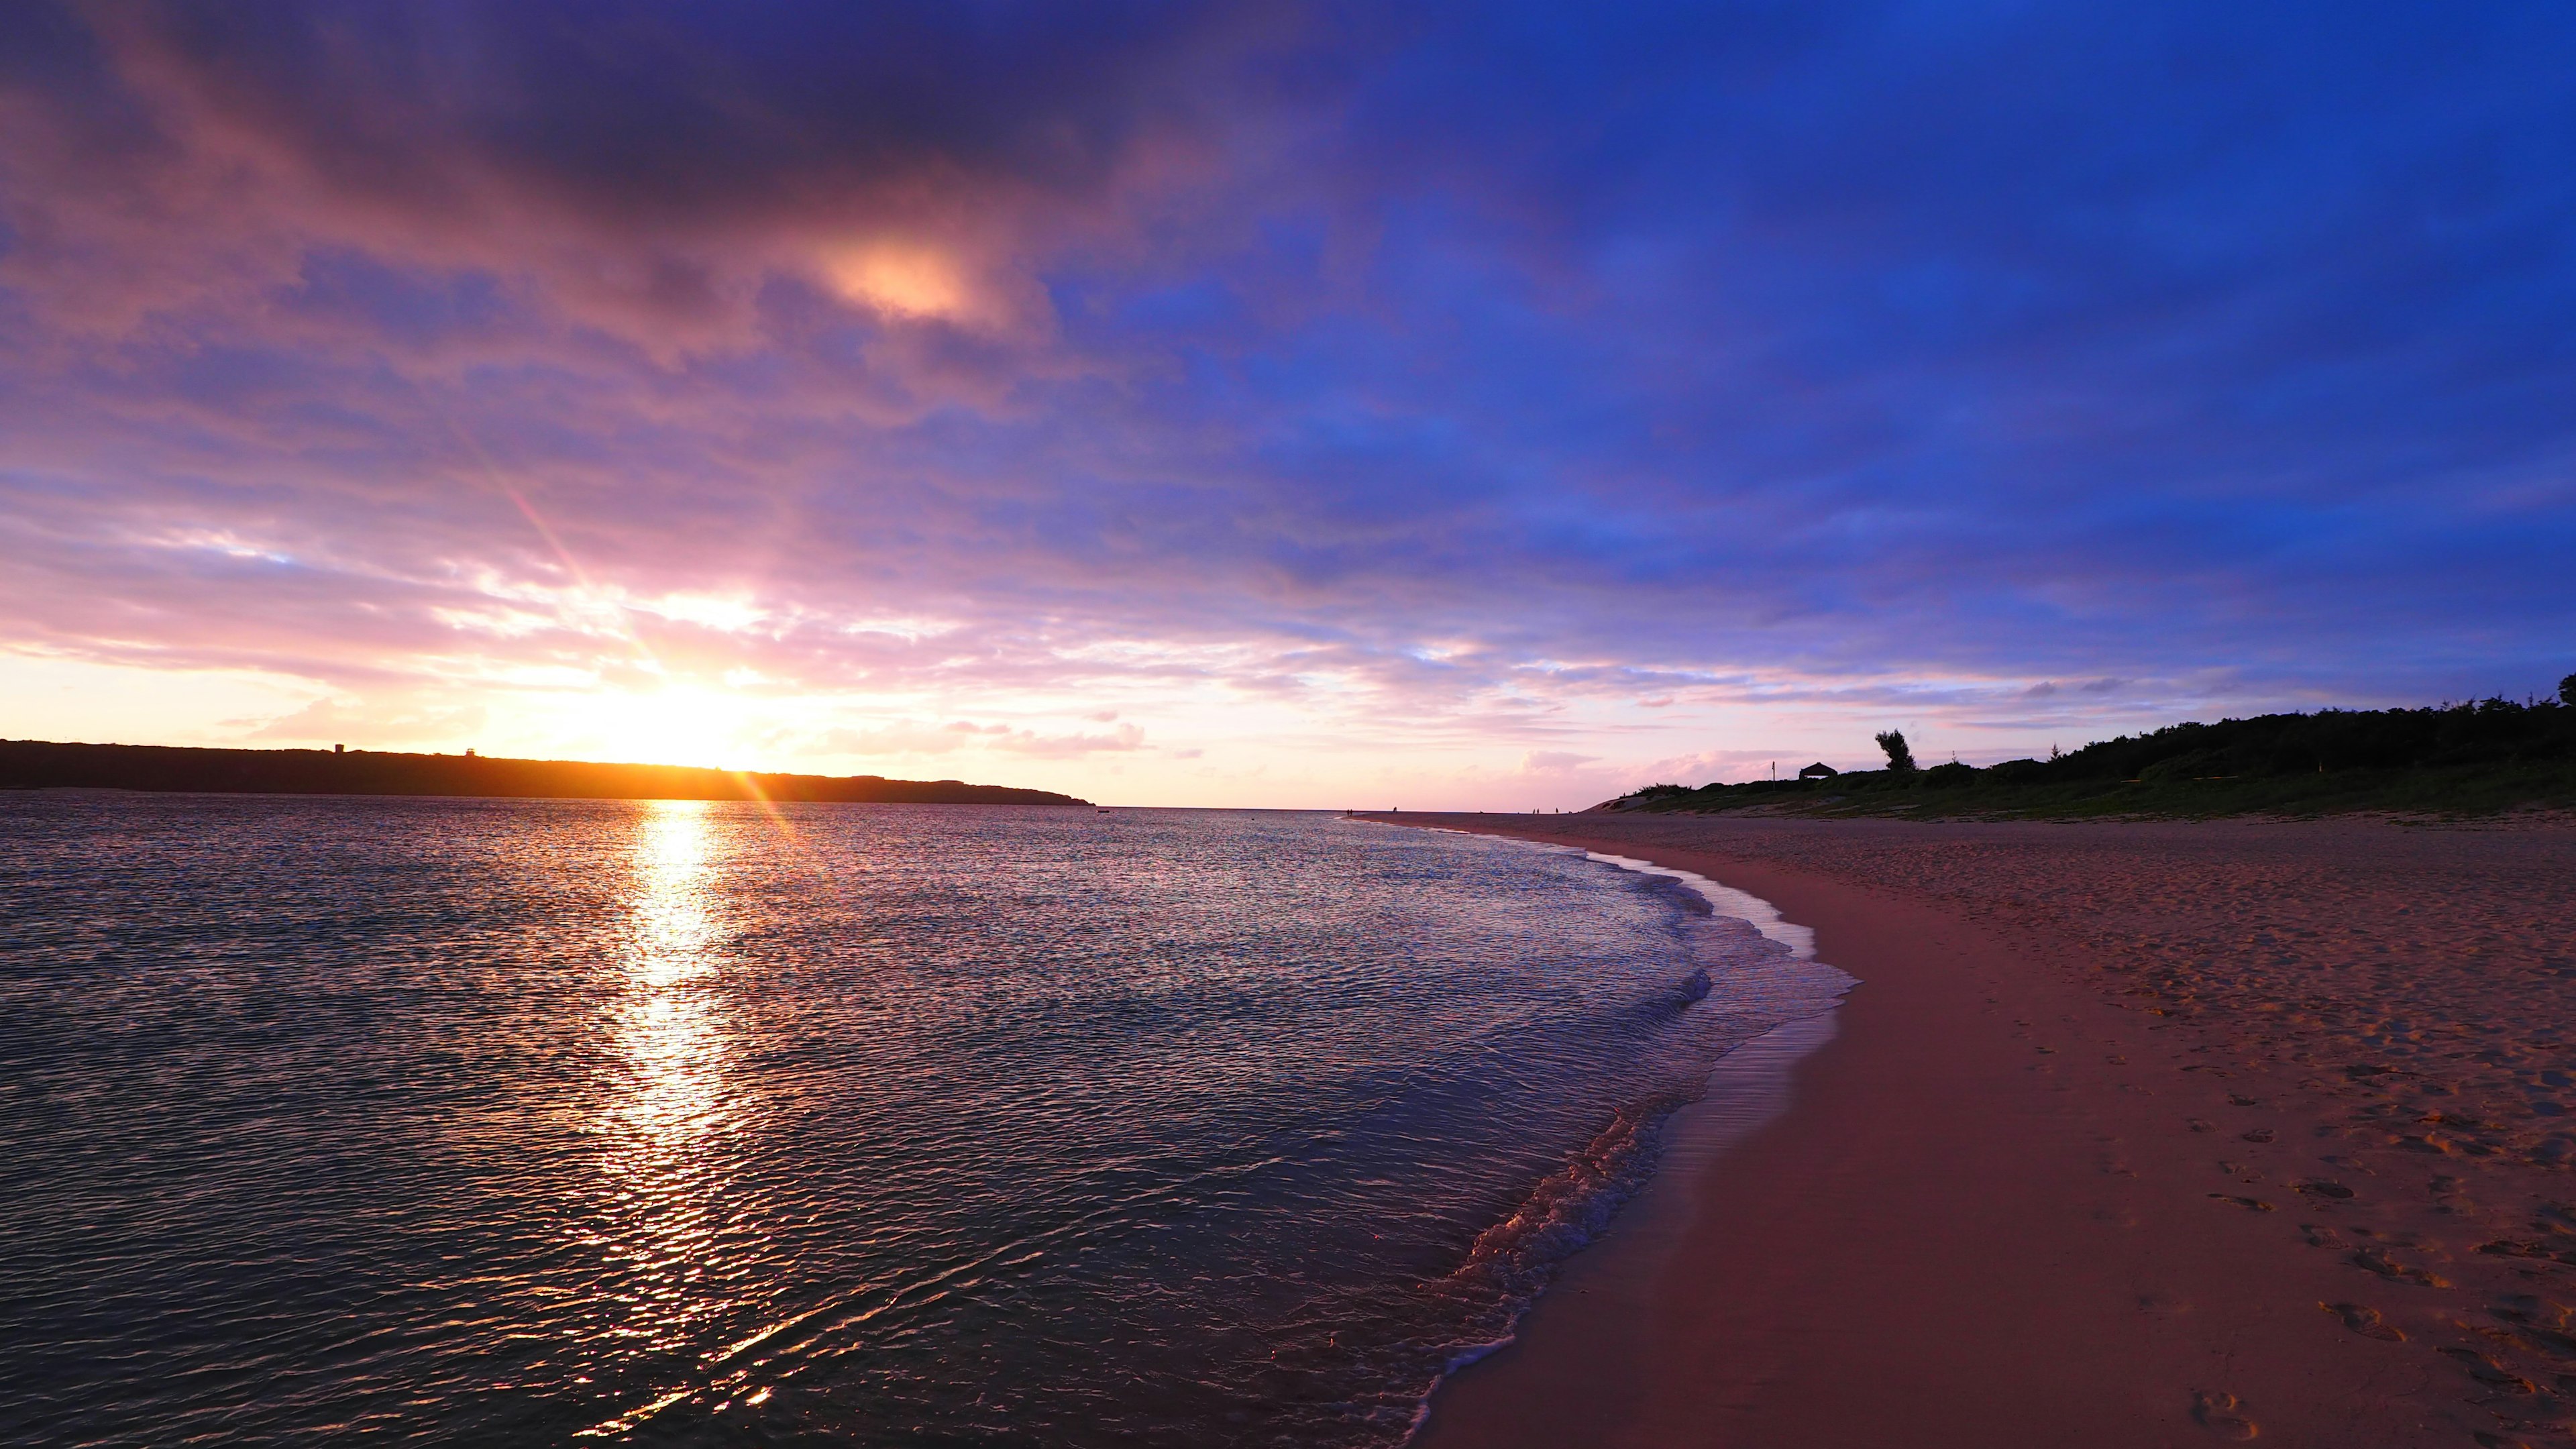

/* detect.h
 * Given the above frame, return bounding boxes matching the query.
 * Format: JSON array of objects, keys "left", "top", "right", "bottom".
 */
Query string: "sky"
[{"left": 3, "top": 1, "right": 2573, "bottom": 808}]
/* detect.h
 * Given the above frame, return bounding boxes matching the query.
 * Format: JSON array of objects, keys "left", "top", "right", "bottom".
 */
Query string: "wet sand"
[{"left": 1383, "top": 813, "right": 2576, "bottom": 1449}]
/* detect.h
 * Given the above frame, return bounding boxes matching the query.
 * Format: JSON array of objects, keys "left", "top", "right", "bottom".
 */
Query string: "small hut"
[{"left": 1796, "top": 761, "right": 1838, "bottom": 780}]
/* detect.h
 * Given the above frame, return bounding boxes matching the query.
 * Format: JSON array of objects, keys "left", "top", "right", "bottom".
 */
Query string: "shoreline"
[
  {"left": 1397, "top": 833, "right": 1857, "bottom": 1443},
  {"left": 1403, "top": 1013, "right": 1842, "bottom": 1444},
  {"left": 1378, "top": 819, "right": 1858, "bottom": 1442},
  {"left": 1381, "top": 812, "right": 2576, "bottom": 1448}
]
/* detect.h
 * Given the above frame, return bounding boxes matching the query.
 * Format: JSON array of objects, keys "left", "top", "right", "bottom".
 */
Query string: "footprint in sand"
[
  {"left": 2439, "top": 1347, "right": 2536, "bottom": 1395},
  {"left": 2190, "top": 1390, "right": 2259, "bottom": 1440},
  {"left": 2208, "top": 1193, "right": 2275, "bottom": 1212},
  {"left": 2489, "top": 1294, "right": 2576, "bottom": 1358},
  {"left": 2188, "top": 1118, "right": 2217, "bottom": 1133},
  {"left": 2319, "top": 1301, "right": 2404, "bottom": 1341},
  {"left": 2240, "top": 1128, "right": 2277, "bottom": 1143},
  {"left": 2349, "top": 1247, "right": 2447, "bottom": 1287},
  {"left": 2475, "top": 1238, "right": 2576, "bottom": 1265},
  {"left": 2301, "top": 1223, "right": 2347, "bottom": 1249},
  {"left": 2293, "top": 1179, "right": 2355, "bottom": 1201}
]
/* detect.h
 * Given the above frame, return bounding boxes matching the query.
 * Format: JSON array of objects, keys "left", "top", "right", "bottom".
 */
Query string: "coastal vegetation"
[
  {"left": 0, "top": 740, "right": 1091, "bottom": 806},
  {"left": 1873, "top": 729, "right": 1917, "bottom": 773},
  {"left": 1605, "top": 685, "right": 2576, "bottom": 818}
]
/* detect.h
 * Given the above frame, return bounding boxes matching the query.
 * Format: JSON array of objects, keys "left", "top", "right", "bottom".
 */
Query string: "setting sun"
[{"left": 568, "top": 685, "right": 756, "bottom": 769}]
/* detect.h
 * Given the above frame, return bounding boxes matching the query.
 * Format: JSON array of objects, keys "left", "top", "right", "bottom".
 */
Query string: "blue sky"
[{"left": 3, "top": 1, "right": 2572, "bottom": 806}]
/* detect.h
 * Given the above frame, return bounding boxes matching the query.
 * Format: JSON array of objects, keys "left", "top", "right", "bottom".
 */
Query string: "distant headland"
[
  {"left": 0, "top": 739, "right": 1092, "bottom": 808},
  {"left": 1597, "top": 683, "right": 2576, "bottom": 818}
]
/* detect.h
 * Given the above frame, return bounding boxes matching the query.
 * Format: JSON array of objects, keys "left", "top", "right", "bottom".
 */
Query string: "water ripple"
[{"left": 0, "top": 796, "right": 1841, "bottom": 1446}]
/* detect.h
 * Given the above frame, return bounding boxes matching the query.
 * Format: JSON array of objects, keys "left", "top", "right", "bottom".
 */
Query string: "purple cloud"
[{"left": 3, "top": 2, "right": 2574, "bottom": 804}]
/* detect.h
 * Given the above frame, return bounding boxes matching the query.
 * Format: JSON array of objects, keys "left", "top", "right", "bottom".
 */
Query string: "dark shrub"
[
  {"left": 2139, "top": 749, "right": 2229, "bottom": 782},
  {"left": 1874, "top": 730, "right": 1917, "bottom": 773}
]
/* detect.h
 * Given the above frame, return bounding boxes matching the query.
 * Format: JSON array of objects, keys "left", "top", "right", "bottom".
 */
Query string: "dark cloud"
[{"left": 38, "top": 1, "right": 1295, "bottom": 217}]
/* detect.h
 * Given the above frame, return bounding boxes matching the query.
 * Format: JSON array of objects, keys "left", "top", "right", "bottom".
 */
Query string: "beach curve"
[{"left": 1383, "top": 811, "right": 2576, "bottom": 1449}]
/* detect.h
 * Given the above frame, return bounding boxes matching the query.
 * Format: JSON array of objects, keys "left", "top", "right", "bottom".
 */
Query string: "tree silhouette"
[
  {"left": 1874, "top": 729, "right": 1917, "bottom": 773},
  {"left": 2561, "top": 673, "right": 2575, "bottom": 706}
]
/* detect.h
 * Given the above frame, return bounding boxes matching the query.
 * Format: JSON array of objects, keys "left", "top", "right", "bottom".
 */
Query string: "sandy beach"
[{"left": 1384, "top": 812, "right": 2576, "bottom": 1448}]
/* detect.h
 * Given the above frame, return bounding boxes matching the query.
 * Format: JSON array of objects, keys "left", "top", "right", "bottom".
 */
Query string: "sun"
[{"left": 568, "top": 685, "right": 754, "bottom": 769}]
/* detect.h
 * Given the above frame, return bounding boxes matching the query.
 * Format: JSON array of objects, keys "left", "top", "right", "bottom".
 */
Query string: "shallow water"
[{"left": 0, "top": 796, "right": 1843, "bottom": 1446}]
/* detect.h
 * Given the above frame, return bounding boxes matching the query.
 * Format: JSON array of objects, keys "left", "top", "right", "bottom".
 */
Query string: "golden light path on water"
[{"left": 576, "top": 800, "right": 774, "bottom": 1436}]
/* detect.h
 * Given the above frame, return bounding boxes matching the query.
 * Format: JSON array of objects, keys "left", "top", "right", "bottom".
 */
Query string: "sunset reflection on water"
[
  {"left": 617, "top": 800, "right": 727, "bottom": 1136},
  {"left": 580, "top": 799, "right": 760, "bottom": 1434}
]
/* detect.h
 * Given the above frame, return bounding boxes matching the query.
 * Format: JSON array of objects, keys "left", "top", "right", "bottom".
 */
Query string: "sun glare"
[
  {"left": 571, "top": 686, "right": 753, "bottom": 769},
  {"left": 825, "top": 244, "right": 971, "bottom": 319}
]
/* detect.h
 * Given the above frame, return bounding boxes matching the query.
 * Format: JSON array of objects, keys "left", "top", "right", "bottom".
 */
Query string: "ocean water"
[{"left": 0, "top": 795, "right": 1845, "bottom": 1447}]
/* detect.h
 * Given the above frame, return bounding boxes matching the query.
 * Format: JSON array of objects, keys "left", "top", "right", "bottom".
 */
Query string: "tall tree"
[{"left": 1875, "top": 730, "right": 1917, "bottom": 773}]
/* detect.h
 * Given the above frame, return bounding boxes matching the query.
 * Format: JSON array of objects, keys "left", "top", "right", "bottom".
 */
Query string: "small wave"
[
  {"left": 1387, "top": 1093, "right": 1686, "bottom": 1445},
  {"left": 1454, "top": 1091, "right": 1684, "bottom": 1293},
  {"left": 1401, "top": 1337, "right": 1516, "bottom": 1442},
  {"left": 1633, "top": 967, "right": 1717, "bottom": 1024},
  {"left": 1638, "top": 964, "right": 1721, "bottom": 1020},
  {"left": 1439, "top": 1336, "right": 1513, "bottom": 1376},
  {"left": 1576, "top": 849, "right": 1818, "bottom": 961}
]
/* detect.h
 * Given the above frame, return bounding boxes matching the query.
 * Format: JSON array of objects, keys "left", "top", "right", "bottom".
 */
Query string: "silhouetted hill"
[
  {"left": 1599, "top": 696, "right": 2576, "bottom": 818},
  {"left": 0, "top": 740, "right": 1091, "bottom": 807}
]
